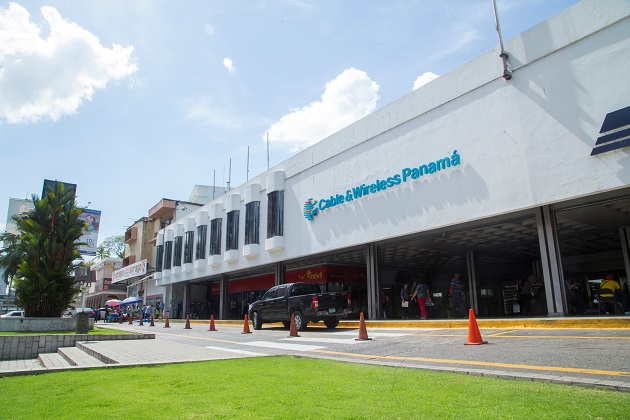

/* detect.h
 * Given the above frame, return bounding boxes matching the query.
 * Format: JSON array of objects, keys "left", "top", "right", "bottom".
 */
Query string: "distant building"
[{"left": 85, "top": 257, "right": 125, "bottom": 308}]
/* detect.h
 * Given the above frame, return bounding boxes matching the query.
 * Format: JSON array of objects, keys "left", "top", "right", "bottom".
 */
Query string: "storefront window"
[
  {"left": 164, "top": 240, "right": 173, "bottom": 270},
  {"left": 196, "top": 225, "right": 207, "bottom": 259},
  {"left": 226, "top": 210, "right": 239, "bottom": 251},
  {"left": 210, "top": 218, "right": 222, "bottom": 255},
  {"left": 184, "top": 231, "right": 194, "bottom": 264},
  {"left": 267, "top": 190, "right": 284, "bottom": 238},
  {"left": 245, "top": 201, "right": 260, "bottom": 245},
  {"left": 155, "top": 244, "right": 163, "bottom": 272},
  {"left": 173, "top": 236, "right": 183, "bottom": 267}
]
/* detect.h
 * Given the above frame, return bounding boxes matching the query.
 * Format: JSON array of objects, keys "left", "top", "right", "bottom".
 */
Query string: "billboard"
[
  {"left": 5, "top": 198, "right": 35, "bottom": 235},
  {"left": 42, "top": 179, "right": 77, "bottom": 199},
  {"left": 78, "top": 209, "right": 101, "bottom": 256}
]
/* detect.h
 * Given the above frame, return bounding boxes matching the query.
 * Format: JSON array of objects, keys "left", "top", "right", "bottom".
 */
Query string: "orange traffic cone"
[
  {"left": 288, "top": 313, "right": 300, "bottom": 337},
  {"left": 208, "top": 315, "right": 217, "bottom": 331},
  {"left": 184, "top": 314, "right": 191, "bottom": 329},
  {"left": 164, "top": 314, "right": 170, "bottom": 328},
  {"left": 464, "top": 309, "right": 488, "bottom": 345},
  {"left": 355, "top": 312, "right": 372, "bottom": 341},
  {"left": 241, "top": 314, "right": 252, "bottom": 334},
  {"left": 128, "top": 316, "right": 133, "bottom": 325},
  {"left": 139, "top": 316, "right": 144, "bottom": 326},
  {"left": 150, "top": 316, "right": 155, "bottom": 327}
]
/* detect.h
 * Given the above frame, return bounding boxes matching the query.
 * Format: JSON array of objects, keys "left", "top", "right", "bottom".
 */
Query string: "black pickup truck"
[{"left": 248, "top": 282, "right": 352, "bottom": 331}]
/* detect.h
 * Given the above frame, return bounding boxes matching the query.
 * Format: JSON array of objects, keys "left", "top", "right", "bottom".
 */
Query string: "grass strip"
[{"left": 1, "top": 356, "right": 629, "bottom": 419}]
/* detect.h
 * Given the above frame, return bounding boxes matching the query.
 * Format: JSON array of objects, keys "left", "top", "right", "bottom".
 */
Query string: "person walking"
[
  {"left": 380, "top": 289, "right": 389, "bottom": 319},
  {"left": 520, "top": 274, "right": 537, "bottom": 316},
  {"left": 400, "top": 282, "right": 411, "bottom": 318},
  {"left": 230, "top": 299, "right": 238, "bottom": 319},
  {"left": 450, "top": 273, "right": 467, "bottom": 318},
  {"left": 411, "top": 282, "right": 430, "bottom": 319},
  {"left": 599, "top": 274, "right": 622, "bottom": 314}
]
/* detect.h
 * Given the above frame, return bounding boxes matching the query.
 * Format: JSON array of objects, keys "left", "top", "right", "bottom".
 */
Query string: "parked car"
[
  {"left": 1, "top": 310, "right": 25, "bottom": 318},
  {"left": 248, "top": 282, "right": 352, "bottom": 331},
  {"left": 72, "top": 308, "right": 96, "bottom": 318}
]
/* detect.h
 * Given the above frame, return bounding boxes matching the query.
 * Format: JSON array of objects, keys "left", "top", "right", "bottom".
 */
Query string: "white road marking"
[
  {"left": 243, "top": 341, "right": 326, "bottom": 351},
  {"left": 203, "top": 346, "right": 268, "bottom": 356},
  {"left": 331, "top": 331, "right": 411, "bottom": 337},
  {"left": 279, "top": 337, "right": 367, "bottom": 344}
]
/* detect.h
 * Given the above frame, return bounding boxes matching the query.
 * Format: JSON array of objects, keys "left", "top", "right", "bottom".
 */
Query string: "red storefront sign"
[{"left": 212, "top": 265, "right": 367, "bottom": 295}]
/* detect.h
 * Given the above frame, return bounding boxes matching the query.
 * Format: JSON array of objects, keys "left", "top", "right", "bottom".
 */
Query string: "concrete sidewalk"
[
  {"left": 0, "top": 338, "right": 257, "bottom": 377},
  {"left": 1, "top": 315, "right": 628, "bottom": 393}
]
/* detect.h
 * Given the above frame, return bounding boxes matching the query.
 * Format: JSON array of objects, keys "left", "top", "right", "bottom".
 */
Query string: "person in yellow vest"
[{"left": 599, "top": 274, "right": 621, "bottom": 314}]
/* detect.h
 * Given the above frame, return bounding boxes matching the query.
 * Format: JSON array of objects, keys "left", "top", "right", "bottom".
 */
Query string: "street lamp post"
[
  {"left": 80, "top": 280, "right": 92, "bottom": 310},
  {"left": 77, "top": 280, "right": 92, "bottom": 334}
]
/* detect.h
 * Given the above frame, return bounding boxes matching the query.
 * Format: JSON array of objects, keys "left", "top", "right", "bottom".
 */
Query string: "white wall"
[{"left": 157, "top": 0, "right": 630, "bottom": 286}]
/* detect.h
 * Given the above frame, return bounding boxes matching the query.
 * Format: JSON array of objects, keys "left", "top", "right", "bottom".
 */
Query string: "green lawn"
[{"left": 1, "top": 356, "right": 628, "bottom": 419}]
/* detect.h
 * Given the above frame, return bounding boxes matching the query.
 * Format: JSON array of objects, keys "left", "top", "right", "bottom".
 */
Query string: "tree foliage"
[
  {"left": 101, "top": 235, "right": 125, "bottom": 259},
  {"left": 0, "top": 182, "right": 87, "bottom": 317}
]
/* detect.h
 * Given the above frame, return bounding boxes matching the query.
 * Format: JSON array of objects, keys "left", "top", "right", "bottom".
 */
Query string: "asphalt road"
[{"left": 99, "top": 321, "right": 630, "bottom": 390}]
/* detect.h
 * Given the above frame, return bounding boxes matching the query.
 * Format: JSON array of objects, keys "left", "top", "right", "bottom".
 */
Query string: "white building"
[{"left": 155, "top": 0, "right": 630, "bottom": 320}]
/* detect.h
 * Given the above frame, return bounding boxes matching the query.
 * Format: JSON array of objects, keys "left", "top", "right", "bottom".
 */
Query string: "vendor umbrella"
[
  {"left": 105, "top": 299, "right": 122, "bottom": 306},
  {"left": 122, "top": 297, "right": 143, "bottom": 305}
]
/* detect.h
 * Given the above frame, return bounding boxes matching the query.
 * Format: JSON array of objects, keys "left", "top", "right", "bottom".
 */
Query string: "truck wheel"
[
  {"left": 282, "top": 321, "right": 291, "bottom": 329},
  {"left": 324, "top": 317, "right": 339, "bottom": 329},
  {"left": 252, "top": 311, "right": 263, "bottom": 330},
  {"left": 293, "top": 311, "right": 308, "bottom": 331}
]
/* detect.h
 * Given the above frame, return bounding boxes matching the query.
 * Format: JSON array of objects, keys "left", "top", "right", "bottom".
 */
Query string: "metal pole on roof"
[
  {"left": 213, "top": 170, "right": 216, "bottom": 200},
  {"left": 227, "top": 158, "right": 231, "bottom": 192},
  {"left": 492, "top": 0, "right": 512, "bottom": 81},
  {"left": 247, "top": 146, "right": 250, "bottom": 181},
  {"left": 267, "top": 132, "right": 270, "bottom": 170}
]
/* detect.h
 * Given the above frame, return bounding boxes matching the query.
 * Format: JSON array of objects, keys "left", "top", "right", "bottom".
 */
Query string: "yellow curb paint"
[{"left": 310, "top": 349, "right": 630, "bottom": 377}]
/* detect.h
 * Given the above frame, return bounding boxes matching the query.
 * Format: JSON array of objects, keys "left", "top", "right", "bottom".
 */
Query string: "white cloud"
[
  {"left": 0, "top": 2, "right": 137, "bottom": 124},
  {"left": 413, "top": 72, "right": 439, "bottom": 90},
  {"left": 186, "top": 96, "right": 248, "bottom": 132},
  {"left": 204, "top": 24, "right": 215, "bottom": 36},
  {"left": 266, "top": 68, "right": 379, "bottom": 152},
  {"left": 223, "top": 57, "right": 235, "bottom": 74}
]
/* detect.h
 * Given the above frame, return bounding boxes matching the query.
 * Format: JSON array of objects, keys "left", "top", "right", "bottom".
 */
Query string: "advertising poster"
[
  {"left": 5, "top": 198, "right": 35, "bottom": 235},
  {"left": 78, "top": 209, "right": 101, "bottom": 256}
]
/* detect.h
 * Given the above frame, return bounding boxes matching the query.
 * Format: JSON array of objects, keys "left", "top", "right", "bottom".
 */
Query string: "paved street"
[{"left": 92, "top": 320, "right": 630, "bottom": 391}]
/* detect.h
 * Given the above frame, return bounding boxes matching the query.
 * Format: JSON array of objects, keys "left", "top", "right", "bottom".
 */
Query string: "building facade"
[{"left": 155, "top": 0, "right": 630, "bottom": 320}]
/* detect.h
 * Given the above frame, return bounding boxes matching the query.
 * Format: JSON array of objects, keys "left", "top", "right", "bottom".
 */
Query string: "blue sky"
[{"left": 0, "top": 0, "right": 579, "bottom": 244}]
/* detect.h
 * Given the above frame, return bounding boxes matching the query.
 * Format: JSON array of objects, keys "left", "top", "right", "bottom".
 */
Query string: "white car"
[{"left": 1, "top": 310, "right": 25, "bottom": 318}]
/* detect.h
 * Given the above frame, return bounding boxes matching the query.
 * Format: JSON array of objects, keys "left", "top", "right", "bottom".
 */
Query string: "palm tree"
[
  {"left": 0, "top": 229, "right": 24, "bottom": 304},
  {"left": 95, "top": 245, "right": 110, "bottom": 260},
  {"left": 0, "top": 229, "right": 23, "bottom": 285},
  {"left": 4, "top": 182, "right": 87, "bottom": 317}
]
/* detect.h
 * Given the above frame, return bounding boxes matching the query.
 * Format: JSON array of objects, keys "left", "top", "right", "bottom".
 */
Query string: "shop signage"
[
  {"left": 304, "top": 150, "right": 461, "bottom": 220},
  {"left": 591, "top": 105, "right": 630, "bottom": 155},
  {"left": 112, "top": 259, "right": 148, "bottom": 283}
]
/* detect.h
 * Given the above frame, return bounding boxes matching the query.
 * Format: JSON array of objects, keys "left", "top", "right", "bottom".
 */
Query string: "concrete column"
[
  {"left": 183, "top": 282, "right": 190, "bottom": 319},
  {"left": 219, "top": 275, "right": 229, "bottom": 320},
  {"left": 366, "top": 243, "right": 379, "bottom": 320},
  {"left": 466, "top": 251, "right": 478, "bottom": 313},
  {"left": 275, "top": 262, "right": 286, "bottom": 286},
  {"left": 620, "top": 227, "right": 630, "bottom": 283},
  {"left": 164, "top": 285, "right": 172, "bottom": 319},
  {"left": 535, "top": 206, "right": 564, "bottom": 316}
]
